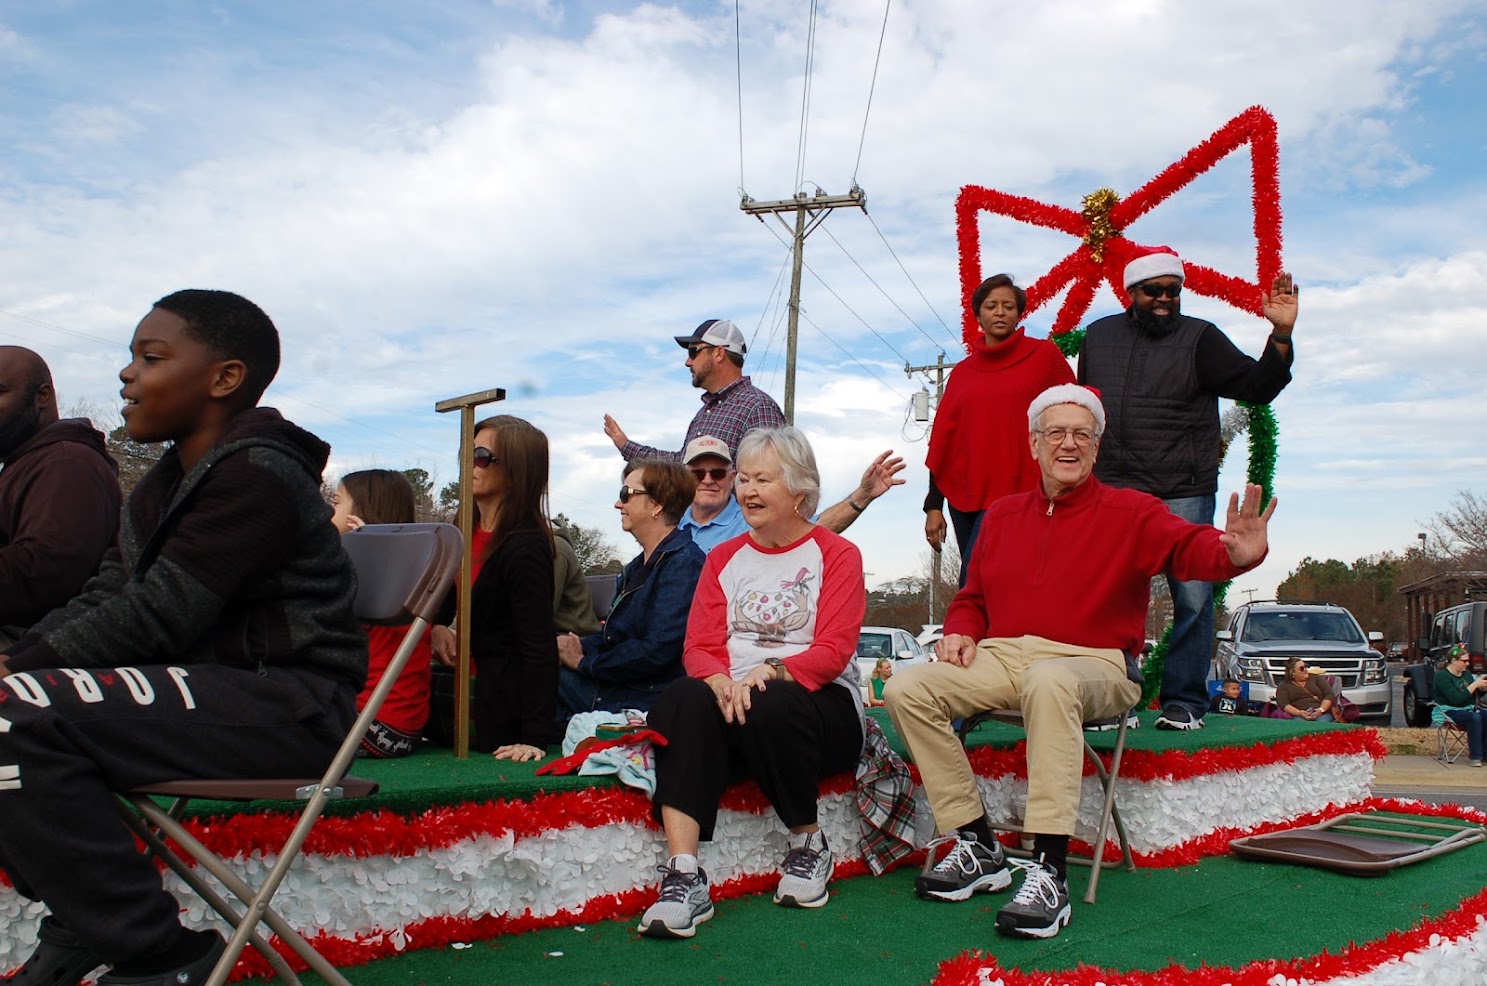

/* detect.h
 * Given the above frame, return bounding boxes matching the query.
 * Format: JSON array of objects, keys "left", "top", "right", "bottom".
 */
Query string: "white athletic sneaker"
[
  {"left": 774, "top": 831, "right": 833, "bottom": 908},
  {"left": 637, "top": 862, "right": 714, "bottom": 939},
  {"left": 995, "top": 856, "right": 1072, "bottom": 939}
]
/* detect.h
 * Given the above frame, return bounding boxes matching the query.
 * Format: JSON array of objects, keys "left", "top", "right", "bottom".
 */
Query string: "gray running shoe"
[
  {"left": 637, "top": 864, "right": 714, "bottom": 939},
  {"left": 774, "top": 833, "right": 833, "bottom": 908},
  {"left": 1084, "top": 710, "right": 1140, "bottom": 732},
  {"left": 913, "top": 833, "right": 1012, "bottom": 901},
  {"left": 995, "top": 857, "right": 1071, "bottom": 939},
  {"left": 1154, "top": 705, "right": 1205, "bottom": 730}
]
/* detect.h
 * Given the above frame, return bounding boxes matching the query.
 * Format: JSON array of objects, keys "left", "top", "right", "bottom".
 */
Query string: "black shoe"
[
  {"left": 1154, "top": 705, "right": 1204, "bottom": 731},
  {"left": 6, "top": 916, "right": 106, "bottom": 985},
  {"left": 96, "top": 935, "right": 225, "bottom": 986},
  {"left": 914, "top": 833, "right": 1011, "bottom": 902},
  {"left": 995, "top": 857, "right": 1071, "bottom": 939}
]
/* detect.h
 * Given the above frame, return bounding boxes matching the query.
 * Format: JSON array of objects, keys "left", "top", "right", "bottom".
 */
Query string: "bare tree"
[
  {"left": 552, "top": 513, "right": 623, "bottom": 574},
  {"left": 1427, "top": 490, "right": 1487, "bottom": 564}
]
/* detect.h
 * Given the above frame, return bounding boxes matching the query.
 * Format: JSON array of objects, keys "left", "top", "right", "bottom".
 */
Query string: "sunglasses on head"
[
  {"left": 689, "top": 467, "right": 730, "bottom": 482},
  {"left": 473, "top": 446, "right": 500, "bottom": 468},
  {"left": 618, "top": 485, "right": 648, "bottom": 504},
  {"left": 1136, "top": 282, "right": 1182, "bottom": 300}
]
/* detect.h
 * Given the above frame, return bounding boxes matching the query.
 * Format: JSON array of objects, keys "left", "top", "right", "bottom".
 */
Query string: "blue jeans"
[
  {"left": 947, "top": 506, "right": 985, "bottom": 588},
  {"left": 1161, "top": 494, "right": 1216, "bottom": 719},
  {"left": 1446, "top": 708, "right": 1487, "bottom": 761}
]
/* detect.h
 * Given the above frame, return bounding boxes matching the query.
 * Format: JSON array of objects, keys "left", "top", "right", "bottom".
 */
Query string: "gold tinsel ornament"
[{"left": 1080, "top": 187, "right": 1122, "bottom": 262}]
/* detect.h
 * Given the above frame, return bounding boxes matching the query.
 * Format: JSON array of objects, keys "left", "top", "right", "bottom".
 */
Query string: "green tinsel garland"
[{"left": 1051, "top": 330, "right": 1281, "bottom": 705}]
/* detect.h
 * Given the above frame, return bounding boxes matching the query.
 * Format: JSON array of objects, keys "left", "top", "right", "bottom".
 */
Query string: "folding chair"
[
  {"left": 115, "top": 522, "right": 461, "bottom": 986},
  {"left": 1436, "top": 717, "right": 1469, "bottom": 765},
  {"left": 956, "top": 707, "right": 1135, "bottom": 904}
]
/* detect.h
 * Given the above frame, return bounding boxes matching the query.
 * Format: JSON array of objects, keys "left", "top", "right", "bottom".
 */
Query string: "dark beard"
[
  {"left": 0, "top": 403, "right": 41, "bottom": 460},
  {"left": 1130, "top": 304, "right": 1180, "bottom": 339}
]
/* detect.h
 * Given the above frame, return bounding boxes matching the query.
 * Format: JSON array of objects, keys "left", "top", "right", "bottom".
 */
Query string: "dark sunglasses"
[
  {"left": 618, "top": 485, "right": 648, "bottom": 504},
  {"left": 689, "top": 467, "right": 730, "bottom": 482},
  {"left": 686, "top": 344, "right": 718, "bottom": 359},
  {"left": 473, "top": 446, "right": 500, "bottom": 468},
  {"left": 1136, "top": 282, "right": 1182, "bottom": 300}
]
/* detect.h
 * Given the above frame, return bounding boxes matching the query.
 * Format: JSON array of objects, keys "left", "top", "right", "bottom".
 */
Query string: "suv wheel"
[{"left": 1402, "top": 682, "right": 1430, "bottom": 728}]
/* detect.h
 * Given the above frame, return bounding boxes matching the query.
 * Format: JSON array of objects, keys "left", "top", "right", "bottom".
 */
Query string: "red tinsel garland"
[
  {"left": 934, "top": 802, "right": 1487, "bottom": 986},
  {"left": 954, "top": 105, "right": 1283, "bottom": 348}
]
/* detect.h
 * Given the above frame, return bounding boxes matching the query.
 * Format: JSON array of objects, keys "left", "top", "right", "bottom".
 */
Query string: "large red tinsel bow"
[{"left": 955, "top": 105, "right": 1283, "bottom": 349}]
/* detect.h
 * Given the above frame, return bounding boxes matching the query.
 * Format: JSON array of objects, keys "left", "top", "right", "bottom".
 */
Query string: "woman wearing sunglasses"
[
  {"left": 555, "top": 459, "right": 705, "bottom": 719},
  {"left": 924, "top": 273, "right": 1074, "bottom": 584},
  {"left": 430, "top": 415, "right": 559, "bottom": 761},
  {"left": 1433, "top": 644, "right": 1487, "bottom": 766},
  {"left": 638, "top": 427, "right": 866, "bottom": 939}
]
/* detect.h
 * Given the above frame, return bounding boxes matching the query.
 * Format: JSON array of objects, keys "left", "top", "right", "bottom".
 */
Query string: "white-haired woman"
[{"left": 637, "top": 427, "right": 866, "bottom": 939}]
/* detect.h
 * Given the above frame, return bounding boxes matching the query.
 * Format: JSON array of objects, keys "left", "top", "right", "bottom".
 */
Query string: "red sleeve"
[
  {"left": 1152, "top": 503, "right": 1258, "bottom": 583},
  {"left": 682, "top": 543, "right": 734, "bottom": 679},
  {"left": 781, "top": 530, "right": 866, "bottom": 691}
]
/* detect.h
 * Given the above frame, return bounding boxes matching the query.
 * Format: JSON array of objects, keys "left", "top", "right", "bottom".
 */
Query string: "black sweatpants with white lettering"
[{"left": 0, "top": 663, "right": 354, "bottom": 964}]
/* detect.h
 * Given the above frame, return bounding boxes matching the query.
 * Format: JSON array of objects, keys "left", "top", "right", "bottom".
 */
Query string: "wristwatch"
[{"left": 765, "top": 658, "right": 787, "bottom": 679}]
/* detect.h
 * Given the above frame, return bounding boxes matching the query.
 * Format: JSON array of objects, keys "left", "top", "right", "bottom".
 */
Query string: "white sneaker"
[
  {"left": 995, "top": 857, "right": 1071, "bottom": 939},
  {"left": 637, "top": 863, "right": 713, "bottom": 939},
  {"left": 774, "top": 831, "right": 833, "bottom": 908}
]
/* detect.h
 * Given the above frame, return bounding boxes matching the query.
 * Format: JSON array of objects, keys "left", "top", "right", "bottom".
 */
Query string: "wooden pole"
[{"left": 434, "top": 387, "right": 506, "bottom": 758}]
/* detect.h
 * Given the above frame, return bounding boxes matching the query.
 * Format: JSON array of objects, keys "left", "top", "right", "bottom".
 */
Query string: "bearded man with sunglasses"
[{"left": 1077, "top": 246, "right": 1297, "bottom": 732}]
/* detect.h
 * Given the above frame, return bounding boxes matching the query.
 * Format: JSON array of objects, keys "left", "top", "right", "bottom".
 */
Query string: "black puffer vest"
[{"left": 1082, "top": 311, "right": 1219, "bottom": 499}]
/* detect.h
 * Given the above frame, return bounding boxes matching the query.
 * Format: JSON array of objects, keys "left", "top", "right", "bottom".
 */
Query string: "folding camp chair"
[
  {"left": 115, "top": 522, "right": 462, "bottom": 986},
  {"left": 1436, "top": 717, "right": 1470, "bottom": 765},
  {"left": 956, "top": 708, "right": 1134, "bottom": 904}
]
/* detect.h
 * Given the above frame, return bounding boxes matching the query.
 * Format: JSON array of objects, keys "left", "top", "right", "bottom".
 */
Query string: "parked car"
[
  {"left": 1400, "top": 601, "right": 1487, "bottom": 727},
  {"left": 1213, "top": 601, "right": 1390, "bottom": 722},
  {"left": 856, "top": 626, "right": 930, "bottom": 702}
]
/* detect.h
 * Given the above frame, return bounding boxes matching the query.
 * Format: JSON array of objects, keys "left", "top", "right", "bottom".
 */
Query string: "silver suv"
[{"left": 1214, "top": 601, "right": 1390, "bottom": 721}]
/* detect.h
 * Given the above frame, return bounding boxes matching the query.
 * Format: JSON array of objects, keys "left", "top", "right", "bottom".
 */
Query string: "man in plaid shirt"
[{"left": 604, "top": 319, "right": 784, "bottom": 462}]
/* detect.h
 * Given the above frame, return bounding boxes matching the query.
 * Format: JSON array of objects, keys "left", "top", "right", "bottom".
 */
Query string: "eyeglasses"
[
  {"left": 618, "top": 485, "right": 649, "bottom": 504},
  {"left": 473, "top": 447, "right": 500, "bottom": 468},
  {"left": 689, "top": 467, "right": 730, "bottom": 482},
  {"left": 686, "top": 344, "right": 718, "bottom": 359},
  {"left": 1036, "top": 427, "right": 1098, "bottom": 446},
  {"left": 1136, "top": 282, "right": 1182, "bottom": 300}
]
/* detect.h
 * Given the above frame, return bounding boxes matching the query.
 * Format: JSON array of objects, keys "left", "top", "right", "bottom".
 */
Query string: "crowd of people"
[{"left": 0, "top": 246, "right": 1298, "bottom": 983}]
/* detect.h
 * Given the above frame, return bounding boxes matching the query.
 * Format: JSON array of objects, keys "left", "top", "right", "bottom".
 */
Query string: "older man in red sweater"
[{"left": 884, "top": 383, "right": 1275, "bottom": 940}]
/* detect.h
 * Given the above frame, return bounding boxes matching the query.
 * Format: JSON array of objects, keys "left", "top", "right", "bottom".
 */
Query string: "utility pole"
[
  {"left": 741, "top": 185, "right": 867, "bottom": 423},
  {"left": 904, "top": 352, "right": 960, "bottom": 623}
]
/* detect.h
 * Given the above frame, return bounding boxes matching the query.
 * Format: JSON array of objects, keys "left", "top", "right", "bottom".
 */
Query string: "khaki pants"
[{"left": 885, "top": 635, "right": 1140, "bottom": 837}]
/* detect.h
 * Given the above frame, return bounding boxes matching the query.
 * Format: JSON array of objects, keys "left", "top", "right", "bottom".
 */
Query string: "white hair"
[{"left": 736, "top": 426, "right": 821, "bottom": 518}]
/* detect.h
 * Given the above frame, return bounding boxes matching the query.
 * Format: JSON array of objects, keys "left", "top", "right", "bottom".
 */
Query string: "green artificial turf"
[
  {"left": 175, "top": 709, "right": 1344, "bottom": 821},
  {"left": 246, "top": 833, "right": 1487, "bottom": 986}
]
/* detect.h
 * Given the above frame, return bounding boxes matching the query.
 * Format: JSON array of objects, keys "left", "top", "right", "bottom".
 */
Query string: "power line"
[
  {"left": 793, "top": 0, "right": 819, "bottom": 193},
  {"left": 819, "top": 221, "right": 944, "bottom": 352},
  {"left": 852, "top": 0, "right": 892, "bottom": 185},
  {"left": 862, "top": 210, "right": 961, "bottom": 347},
  {"left": 796, "top": 307, "right": 912, "bottom": 404}
]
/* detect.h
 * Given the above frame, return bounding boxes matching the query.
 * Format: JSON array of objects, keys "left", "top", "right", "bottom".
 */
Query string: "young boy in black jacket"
[{"left": 0, "top": 290, "right": 366, "bottom": 986}]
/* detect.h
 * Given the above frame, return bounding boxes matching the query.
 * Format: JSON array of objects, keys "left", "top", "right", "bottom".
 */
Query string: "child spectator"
[
  {"left": 331, "top": 469, "right": 433, "bottom": 757},
  {"left": 1208, "top": 678, "right": 1252, "bottom": 716},
  {"left": 0, "top": 290, "right": 365, "bottom": 986}
]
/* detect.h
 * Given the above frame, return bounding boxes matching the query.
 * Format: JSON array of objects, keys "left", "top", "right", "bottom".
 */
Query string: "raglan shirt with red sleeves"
[
  {"left": 683, "top": 526, "right": 865, "bottom": 694},
  {"left": 945, "top": 476, "right": 1260, "bottom": 656}
]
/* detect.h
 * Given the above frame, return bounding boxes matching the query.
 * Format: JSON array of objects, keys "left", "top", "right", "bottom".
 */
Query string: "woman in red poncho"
[{"left": 923, "top": 274, "right": 1074, "bottom": 584}]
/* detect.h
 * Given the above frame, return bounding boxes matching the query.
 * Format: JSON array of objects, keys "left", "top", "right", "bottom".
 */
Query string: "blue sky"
[{"left": 3, "top": 0, "right": 1485, "bottom": 613}]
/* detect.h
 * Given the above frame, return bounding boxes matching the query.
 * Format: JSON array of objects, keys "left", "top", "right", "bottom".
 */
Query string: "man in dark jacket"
[
  {"left": 0, "top": 291, "right": 365, "bottom": 986},
  {"left": 0, "top": 347, "right": 121, "bottom": 644},
  {"left": 1078, "top": 246, "right": 1297, "bottom": 731}
]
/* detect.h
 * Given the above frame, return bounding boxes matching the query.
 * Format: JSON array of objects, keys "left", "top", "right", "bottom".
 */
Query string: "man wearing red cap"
[{"left": 1077, "top": 247, "right": 1297, "bottom": 731}]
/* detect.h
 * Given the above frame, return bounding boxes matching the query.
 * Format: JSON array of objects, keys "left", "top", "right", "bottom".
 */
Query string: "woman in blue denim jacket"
[{"left": 556, "top": 459, "right": 705, "bottom": 719}]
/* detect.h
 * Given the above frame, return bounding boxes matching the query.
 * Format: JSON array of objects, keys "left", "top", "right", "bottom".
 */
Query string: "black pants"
[
  {"left": 0, "top": 663, "right": 353, "bottom": 963},
  {"left": 648, "top": 676, "right": 862, "bottom": 841}
]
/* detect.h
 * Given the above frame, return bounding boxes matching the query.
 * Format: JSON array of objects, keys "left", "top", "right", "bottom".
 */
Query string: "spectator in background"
[
  {"left": 604, "top": 319, "right": 783, "bottom": 464},
  {"left": 330, "top": 469, "right": 433, "bottom": 757},
  {"left": 0, "top": 347, "right": 121, "bottom": 644},
  {"left": 556, "top": 459, "right": 704, "bottom": 719},
  {"left": 923, "top": 274, "right": 1073, "bottom": 584},
  {"left": 1208, "top": 678, "right": 1252, "bottom": 716},
  {"left": 1274, "top": 658, "right": 1334, "bottom": 722},
  {"left": 1433, "top": 644, "right": 1487, "bottom": 767}
]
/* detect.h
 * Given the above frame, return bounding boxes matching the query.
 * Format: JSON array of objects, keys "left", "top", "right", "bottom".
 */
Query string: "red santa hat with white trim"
[{"left": 1123, "top": 245, "right": 1185, "bottom": 288}]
